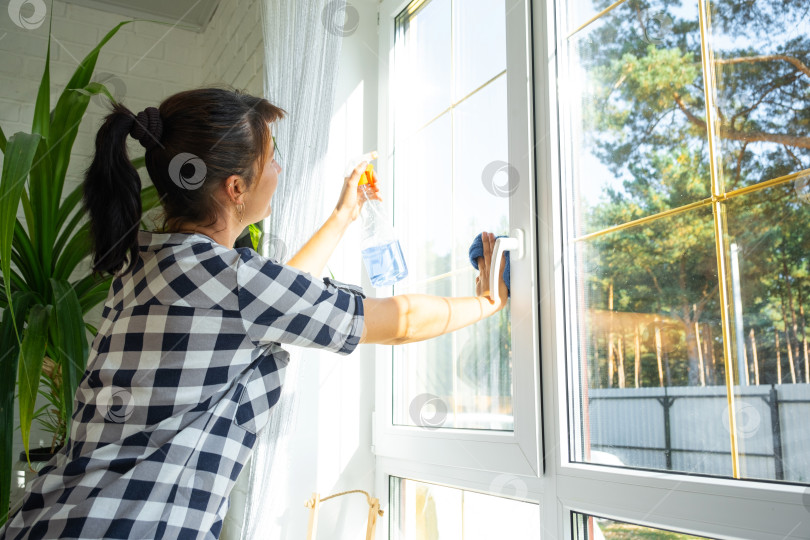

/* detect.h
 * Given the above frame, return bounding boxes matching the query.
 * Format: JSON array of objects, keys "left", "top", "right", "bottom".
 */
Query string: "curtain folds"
[{"left": 221, "top": 1, "right": 346, "bottom": 538}]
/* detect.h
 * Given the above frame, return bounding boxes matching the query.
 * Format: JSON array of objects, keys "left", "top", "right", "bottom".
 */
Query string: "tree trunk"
[
  {"left": 798, "top": 286, "right": 808, "bottom": 384},
  {"left": 742, "top": 330, "right": 750, "bottom": 386},
  {"left": 709, "top": 325, "right": 718, "bottom": 384},
  {"left": 783, "top": 260, "right": 802, "bottom": 375},
  {"left": 775, "top": 327, "right": 782, "bottom": 384},
  {"left": 608, "top": 282, "right": 615, "bottom": 388},
  {"left": 750, "top": 328, "right": 759, "bottom": 385},
  {"left": 683, "top": 314, "right": 702, "bottom": 386},
  {"left": 634, "top": 325, "right": 641, "bottom": 388},
  {"left": 779, "top": 299, "right": 797, "bottom": 384},
  {"left": 787, "top": 333, "right": 797, "bottom": 384},
  {"left": 695, "top": 322, "right": 706, "bottom": 386},
  {"left": 655, "top": 326, "right": 664, "bottom": 387}
]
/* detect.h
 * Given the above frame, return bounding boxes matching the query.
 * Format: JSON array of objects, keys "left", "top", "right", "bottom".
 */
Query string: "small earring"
[{"left": 237, "top": 203, "right": 244, "bottom": 223}]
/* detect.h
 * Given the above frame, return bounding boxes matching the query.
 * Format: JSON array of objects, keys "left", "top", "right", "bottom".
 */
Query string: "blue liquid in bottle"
[{"left": 361, "top": 239, "right": 408, "bottom": 287}]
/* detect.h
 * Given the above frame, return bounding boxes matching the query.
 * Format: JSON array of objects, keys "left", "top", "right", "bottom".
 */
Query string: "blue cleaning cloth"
[{"left": 468, "top": 233, "right": 511, "bottom": 298}]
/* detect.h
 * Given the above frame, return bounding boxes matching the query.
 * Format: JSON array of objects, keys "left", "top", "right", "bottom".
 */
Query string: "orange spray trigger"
[{"left": 358, "top": 163, "right": 376, "bottom": 187}]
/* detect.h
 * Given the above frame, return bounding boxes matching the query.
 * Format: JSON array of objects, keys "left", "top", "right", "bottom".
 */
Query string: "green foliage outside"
[{"left": 574, "top": 0, "right": 809, "bottom": 388}]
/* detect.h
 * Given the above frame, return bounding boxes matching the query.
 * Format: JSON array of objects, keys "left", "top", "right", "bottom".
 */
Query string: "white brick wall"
[
  {"left": 200, "top": 0, "right": 265, "bottom": 96},
  {"left": 2, "top": 1, "right": 201, "bottom": 205}
]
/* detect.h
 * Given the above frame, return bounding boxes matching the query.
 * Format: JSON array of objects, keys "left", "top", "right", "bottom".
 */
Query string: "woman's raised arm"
[
  {"left": 359, "top": 293, "right": 504, "bottom": 345},
  {"left": 359, "top": 232, "right": 507, "bottom": 346}
]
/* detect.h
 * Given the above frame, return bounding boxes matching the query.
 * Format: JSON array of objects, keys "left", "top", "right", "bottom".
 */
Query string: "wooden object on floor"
[{"left": 305, "top": 489, "right": 384, "bottom": 540}]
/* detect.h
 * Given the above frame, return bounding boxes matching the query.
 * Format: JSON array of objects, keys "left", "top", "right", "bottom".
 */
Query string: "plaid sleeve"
[{"left": 236, "top": 251, "right": 365, "bottom": 355}]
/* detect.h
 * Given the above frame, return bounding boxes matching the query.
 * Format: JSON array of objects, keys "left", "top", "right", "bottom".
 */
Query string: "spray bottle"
[{"left": 346, "top": 152, "right": 408, "bottom": 287}]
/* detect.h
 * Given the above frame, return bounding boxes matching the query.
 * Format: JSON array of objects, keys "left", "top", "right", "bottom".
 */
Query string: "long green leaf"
[
  {"left": 53, "top": 223, "right": 92, "bottom": 282},
  {"left": 13, "top": 220, "right": 44, "bottom": 293},
  {"left": 26, "top": 138, "right": 52, "bottom": 271},
  {"left": 70, "top": 273, "right": 101, "bottom": 300},
  {"left": 72, "top": 273, "right": 110, "bottom": 301},
  {"left": 53, "top": 209, "right": 86, "bottom": 269},
  {"left": 50, "top": 279, "right": 88, "bottom": 439},
  {"left": 249, "top": 223, "right": 262, "bottom": 251},
  {"left": 27, "top": 6, "right": 53, "bottom": 269},
  {"left": 0, "top": 291, "right": 36, "bottom": 527},
  {"left": 0, "top": 266, "right": 35, "bottom": 305},
  {"left": 48, "top": 22, "right": 132, "bottom": 218},
  {"left": 77, "top": 280, "right": 112, "bottom": 315},
  {"left": 140, "top": 184, "right": 161, "bottom": 213},
  {"left": 54, "top": 184, "right": 91, "bottom": 268},
  {"left": 0, "top": 267, "right": 33, "bottom": 298},
  {"left": 31, "top": 21, "right": 132, "bottom": 277},
  {"left": 19, "top": 189, "right": 35, "bottom": 247},
  {"left": 10, "top": 249, "right": 39, "bottom": 296},
  {"left": 35, "top": 84, "right": 94, "bottom": 277},
  {"left": 18, "top": 304, "right": 52, "bottom": 467},
  {"left": 0, "top": 123, "right": 6, "bottom": 154},
  {"left": 55, "top": 183, "right": 83, "bottom": 235},
  {"left": 0, "top": 132, "right": 42, "bottom": 342},
  {"left": 71, "top": 81, "right": 116, "bottom": 104},
  {"left": 31, "top": 8, "right": 53, "bottom": 139}
]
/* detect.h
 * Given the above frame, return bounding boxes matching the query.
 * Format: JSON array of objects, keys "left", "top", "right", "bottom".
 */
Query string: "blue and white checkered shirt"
[{"left": 1, "top": 231, "right": 365, "bottom": 539}]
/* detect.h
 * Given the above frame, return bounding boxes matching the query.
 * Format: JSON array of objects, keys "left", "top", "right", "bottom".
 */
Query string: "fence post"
[
  {"left": 768, "top": 384, "right": 785, "bottom": 480},
  {"left": 657, "top": 390, "right": 675, "bottom": 470}
]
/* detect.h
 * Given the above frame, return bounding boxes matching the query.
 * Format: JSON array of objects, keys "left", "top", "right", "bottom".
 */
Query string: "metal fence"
[{"left": 585, "top": 384, "right": 810, "bottom": 482}]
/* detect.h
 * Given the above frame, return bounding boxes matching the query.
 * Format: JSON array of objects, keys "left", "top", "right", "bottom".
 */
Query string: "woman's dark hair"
[{"left": 82, "top": 86, "right": 285, "bottom": 277}]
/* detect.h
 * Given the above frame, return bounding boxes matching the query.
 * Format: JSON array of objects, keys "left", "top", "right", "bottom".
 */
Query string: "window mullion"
[{"left": 698, "top": 0, "right": 742, "bottom": 480}]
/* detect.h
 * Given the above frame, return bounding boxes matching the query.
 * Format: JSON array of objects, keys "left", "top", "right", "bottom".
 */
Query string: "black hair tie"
[{"left": 129, "top": 106, "right": 163, "bottom": 150}]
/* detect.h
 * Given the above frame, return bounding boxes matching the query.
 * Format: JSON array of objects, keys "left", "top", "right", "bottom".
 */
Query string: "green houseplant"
[
  {"left": 0, "top": 12, "right": 265, "bottom": 525},
  {"left": 0, "top": 16, "right": 153, "bottom": 526}
]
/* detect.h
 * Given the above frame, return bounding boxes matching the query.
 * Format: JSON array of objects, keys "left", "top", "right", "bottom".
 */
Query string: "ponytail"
[
  {"left": 82, "top": 103, "right": 160, "bottom": 277},
  {"left": 82, "top": 86, "right": 285, "bottom": 278}
]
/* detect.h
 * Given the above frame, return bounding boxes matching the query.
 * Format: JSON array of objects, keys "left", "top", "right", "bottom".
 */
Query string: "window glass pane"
[
  {"left": 563, "top": 0, "right": 626, "bottom": 35},
  {"left": 572, "top": 512, "right": 714, "bottom": 539},
  {"left": 394, "top": 276, "right": 455, "bottom": 429},
  {"left": 564, "top": 0, "right": 708, "bottom": 238},
  {"left": 393, "top": 0, "right": 514, "bottom": 432},
  {"left": 726, "top": 175, "right": 810, "bottom": 483},
  {"left": 391, "top": 477, "right": 540, "bottom": 540},
  {"left": 453, "top": 270, "right": 513, "bottom": 430},
  {"left": 395, "top": 112, "right": 454, "bottom": 281},
  {"left": 452, "top": 0, "right": 506, "bottom": 101},
  {"left": 394, "top": 0, "right": 452, "bottom": 139},
  {"left": 710, "top": 1, "right": 810, "bottom": 190},
  {"left": 393, "top": 274, "right": 513, "bottom": 431},
  {"left": 568, "top": 206, "right": 733, "bottom": 476},
  {"left": 561, "top": 0, "right": 810, "bottom": 487},
  {"left": 452, "top": 74, "right": 510, "bottom": 268}
]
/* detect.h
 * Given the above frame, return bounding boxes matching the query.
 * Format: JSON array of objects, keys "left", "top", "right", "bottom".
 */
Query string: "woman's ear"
[{"left": 225, "top": 174, "right": 246, "bottom": 201}]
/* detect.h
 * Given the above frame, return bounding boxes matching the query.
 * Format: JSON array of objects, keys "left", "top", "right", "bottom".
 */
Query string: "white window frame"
[
  {"left": 373, "top": 1, "right": 810, "bottom": 539},
  {"left": 374, "top": 0, "right": 541, "bottom": 478}
]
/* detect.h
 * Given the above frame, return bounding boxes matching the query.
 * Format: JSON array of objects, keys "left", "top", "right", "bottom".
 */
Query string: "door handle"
[{"left": 489, "top": 228, "right": 524, "bottom": 307}]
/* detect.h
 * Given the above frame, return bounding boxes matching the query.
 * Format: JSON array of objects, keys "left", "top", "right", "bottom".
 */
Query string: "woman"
[{"left": 1, "top": 87, "right": 507, "bottom": 539}]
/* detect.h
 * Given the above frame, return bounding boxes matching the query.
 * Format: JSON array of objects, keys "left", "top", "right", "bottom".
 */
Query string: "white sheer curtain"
[{"left": 221, "top": 1, "right": 346, "bottom": 538}]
